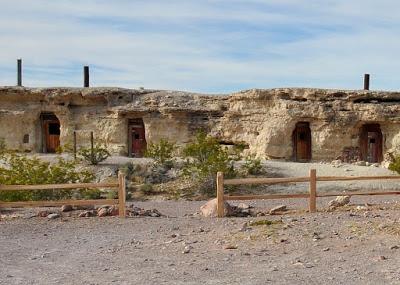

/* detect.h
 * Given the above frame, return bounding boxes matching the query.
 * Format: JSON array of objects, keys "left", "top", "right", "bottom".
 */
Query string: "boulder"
[
  {"left": 328, "top": 196, "right": 351, "bottom": 208},
  {"left": 97, "top": 208, "right": 109, "bottom": 217},
  {"left": 200, "top": 198, "right": 234, "bottom": 217},
  {"left": 60, "top": 205, "right": 73, "bottom": 212}
]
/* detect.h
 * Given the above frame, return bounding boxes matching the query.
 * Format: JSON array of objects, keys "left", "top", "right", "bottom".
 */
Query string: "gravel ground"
[{"left": 2, "top": 160, "right": 400, "bottom": 284}]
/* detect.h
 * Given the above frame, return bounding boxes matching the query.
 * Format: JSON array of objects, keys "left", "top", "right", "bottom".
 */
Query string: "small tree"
[
  {"left": 78, "top": 144, "right": 110, "bottom": 165},
  {"left": 182, "top": 131, "right": 235, "bottom": 195},
  {"left": 145, "top": 139, "right": 176, "bottom": 166}
]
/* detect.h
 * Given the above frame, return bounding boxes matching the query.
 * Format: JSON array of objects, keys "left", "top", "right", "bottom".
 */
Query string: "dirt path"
[{"left": 2, "top": 198, "right": 400, "bottom": 285}]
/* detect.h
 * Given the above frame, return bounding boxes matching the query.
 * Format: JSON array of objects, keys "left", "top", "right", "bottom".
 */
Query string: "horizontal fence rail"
[
  {"left": 0, "top": 173, "right": 126, "bottom": 218},
  {"left": 216, "top": 169, "right": 400, "bottom": 217}
]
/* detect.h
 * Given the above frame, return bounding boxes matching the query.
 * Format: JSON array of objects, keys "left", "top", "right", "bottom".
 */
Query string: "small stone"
[
  {"left": 182, "top": 246, "right": 191, "bottom": 254},
  {"left": 390, "top": 245, "right": 399, "bottom": 250},
  {"left": 269, "top": 205, "right": 287, "bottom": 215},
  {"left": 78, "top": 210, "right": 95, "bottom": 217},
  {"left": 378, "top": 255, "right": 387, "bottom": 261},
  {"left": 47, "top": 213, "right": 60, "bottom": 219},
  {"left": 322, "top": 247, "right": 330, "bottom": 252},
  {"left": 37, "top": 210, "right": 50, "bottom": 217},
  {"left": 224, "top": 244, "right": 238, "bottom": 250},
  {"left": 60, "top": 205, "right": 73, "bottom": 212}
]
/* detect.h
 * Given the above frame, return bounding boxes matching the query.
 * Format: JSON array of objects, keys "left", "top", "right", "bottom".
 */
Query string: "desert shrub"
[
  {"left": 78, "top": 144, "right": 110, "bottom": 165},
  {"left": 139, "top": 183, "right": 155, "bottom": 195},
  {"left": 145, "top": 139, "right": 176, "bottom": 167},
  {"left": 389, "top": 156, "right": 400, "bottom": 174},
  {"left": 182, "top": 131, "right": 235, "bottom": 195},
  {"left": 241, "top": 155, "right": 264, "bottom": 175},
  {"left": 0, "top": 138, "right": 5, "bottom": 155},
  {"left": 55, "top": 143, "right": 74, "bottom": 154},
  {"left": 0, "top": 153, "right": 94, "bottom": 202}
]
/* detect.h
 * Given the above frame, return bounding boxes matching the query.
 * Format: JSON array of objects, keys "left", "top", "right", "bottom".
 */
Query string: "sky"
[{"left": 1, "top": 0, "right": 400, "bottom": 93}]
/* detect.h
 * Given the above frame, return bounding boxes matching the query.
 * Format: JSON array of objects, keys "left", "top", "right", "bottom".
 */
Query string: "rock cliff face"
[{"left": 1, "top": 86, "right": 400, "bottom": 162}]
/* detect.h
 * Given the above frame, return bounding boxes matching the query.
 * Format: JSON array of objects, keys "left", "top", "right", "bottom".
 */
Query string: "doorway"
[
  {"left": 128, "top": 119, "right": 147, "bottom": 157},
  {"left": 359, "top": 124, "right": 383, "bottom": 163},
  {"left": 41, "top": 113, "right": 60, "bottom": 153},
  {"left": 292, "top": 122, "right": 312, "bottom": 162}
]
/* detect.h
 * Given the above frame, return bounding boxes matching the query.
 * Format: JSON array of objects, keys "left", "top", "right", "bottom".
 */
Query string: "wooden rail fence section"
[
  {"left": 0, "top": 172, "right": 127, "bottom": 218},
  {"left": 216, "top": 169, "right": 400, "bottom": 217}
]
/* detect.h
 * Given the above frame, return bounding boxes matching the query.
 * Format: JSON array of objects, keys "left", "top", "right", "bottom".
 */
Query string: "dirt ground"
[{"left": 2, "top": 196, "right": 400, "bottom": 285}]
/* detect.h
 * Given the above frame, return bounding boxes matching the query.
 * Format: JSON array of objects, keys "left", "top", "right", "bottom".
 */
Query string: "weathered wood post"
[
  {"left": 118, "top": 171, "right": 127, "bottom": 218},
  {"left": 216, "top": 172, "right": 225, "bottom": 217},
  {"left": 17, "top": 59, "right": 22, "bottom": 86},
  {"left": 309, "top": 169, "right": 317, "bottom": 213},
  {"left": 84, "top": 66, "right": 89, "bottom": 87},
  {"left": 364, "top": 74, "right": 370, "bottom": 90},
  {"left": 73, "top": 131, "right": 77, "bottom": 160}
]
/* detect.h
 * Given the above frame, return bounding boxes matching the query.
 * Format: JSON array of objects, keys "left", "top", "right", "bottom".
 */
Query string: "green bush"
[
  {"left": 0, "top": 138, "right": 5, "bottom": 155},
  {"left": 389, "top": 156, "right": 400, "bottom": 174},
  {"left": 0, "top": 153, "right": 94, "bottom": 202},
  {"left": 241, "top": 155, "right": 264, "bottom": 175},
  {"left": 145, "top": 139, "right": 176, "bottom": 166},
  {"left": 182, "top": 131, "right": 235, "bottom": 195},
  {"left": 78, "top": 144, "right": 110, "bottom": 165},
  {"left": 139, "top": 183, "right": 155, "bottom": 195}
]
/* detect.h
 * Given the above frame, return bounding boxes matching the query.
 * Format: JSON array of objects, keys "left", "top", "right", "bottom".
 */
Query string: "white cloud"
[{"left": 1, "top": 0, "right": 400, "bottom": 92}]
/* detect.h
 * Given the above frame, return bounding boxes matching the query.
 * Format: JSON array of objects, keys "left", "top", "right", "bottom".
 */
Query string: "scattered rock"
[
  {"left": 377, "top": 255, "right": 387, "bottom": 261},
  {"left": 269, "top": 205, "right": 287, "bottom": 215},
  {"left": 328, "top": 196, "right": 351, "bottom": 209},
  {"left": 47, "top": 213, "right": 60, "bottom": 219},
  {"left": 128, "top": 206, "right": 164, "bottom": 217},
  {"left": 78, "top": 210, "right": 96, "bottom": 217},
  {"left": 390, "top": 245, "right": 399, "bottom": 250},
  {"left": 200, "top": 198, "right": 234, "bottom": 217},
  {"left": 60, "top": 205, "right": 73, "bottom": 212},
  {"left": 322, "top": 247, "right": 330, "bottom": 252},
  {"left": 354, "top": 161, "right": 366, "bottom": 166},
  {"left": 182, "top": 246, "right": 192, "bottom": 254},
  {"left": 224, "top": 244, "right": 238, "bottom": 250},
  {"left": 97, "top": 208, "right": 109, "bottom": 217},
  {"left": 37, "top": 210, "right": 50, "bottom": 217}
]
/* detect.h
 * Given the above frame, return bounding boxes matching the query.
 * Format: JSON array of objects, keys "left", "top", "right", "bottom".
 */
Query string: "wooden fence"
[
  {"left": 0, "top": 172, "right": 126, "bottom": 218},
  {"left": 216, "top": 169, "right": 400, "bottom": 217}
]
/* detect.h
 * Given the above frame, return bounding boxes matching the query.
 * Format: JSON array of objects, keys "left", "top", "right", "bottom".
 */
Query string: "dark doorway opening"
[
  {"left": 128, "top": 119, "right": 147, "bottom": 157},
  {"left": 359, "top": 124, "right": 383, "bottom": 163},
  {"left": 41, "top": 113, "right": 60, "bottom": 153},
  {"left": 292, "top": 122, "right": 312, "bottom": 162}
]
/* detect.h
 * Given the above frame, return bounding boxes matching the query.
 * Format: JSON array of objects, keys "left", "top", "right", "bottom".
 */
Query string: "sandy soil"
[
  {"left": 2, "top": 160, "right": 400, "bottom": 285},
  {"left": 2, "top": 197, "right": 400, "bottom": 285}
]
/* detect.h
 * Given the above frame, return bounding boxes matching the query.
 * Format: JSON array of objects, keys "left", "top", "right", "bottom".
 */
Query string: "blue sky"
[{"left": 1, "top": 0, "right": 400, "bottom": 93}]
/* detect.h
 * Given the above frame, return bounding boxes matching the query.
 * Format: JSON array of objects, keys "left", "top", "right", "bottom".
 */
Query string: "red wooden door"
[
  {"left": 44, "top": 121, "right": 60, "bottom": 153},
  {"left": 131, "top": 126, "right": 146, "bottom": 157}
]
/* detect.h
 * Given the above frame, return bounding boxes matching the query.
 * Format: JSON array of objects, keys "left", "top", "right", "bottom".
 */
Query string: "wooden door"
[
  {"left": 293, "top": 123, "right": 311, "bottom": 162},
  {"left": 130, "top": 126, "right": 146, "bottom": 157},
  {"left": 44, "top": 120, "right": 60, "bottom": 153},
  {"left": 360, "top": 124, "right": 382, "bottom": 163}
]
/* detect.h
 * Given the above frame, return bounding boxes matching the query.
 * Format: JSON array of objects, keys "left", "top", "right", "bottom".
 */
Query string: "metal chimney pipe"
[
  {"left": 364, "top": 74, "right": 370, "bottom": 90},
  {"left": 83, "top": 66, "right": 89, "bottom": 87},
  {"left": 17, "top": 59, "right": 22, "bottom": 86}
]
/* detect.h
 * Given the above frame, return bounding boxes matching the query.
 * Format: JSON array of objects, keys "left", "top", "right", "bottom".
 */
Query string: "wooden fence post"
[
  {"left": 309, "top": 169, "right": 317, "bottom": 213},
  {"left": 118, "top": 172, "right": 126, "bottom": 218},
  {"left": 216, "top": 172, "right": 225, "bottom": 217}
]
